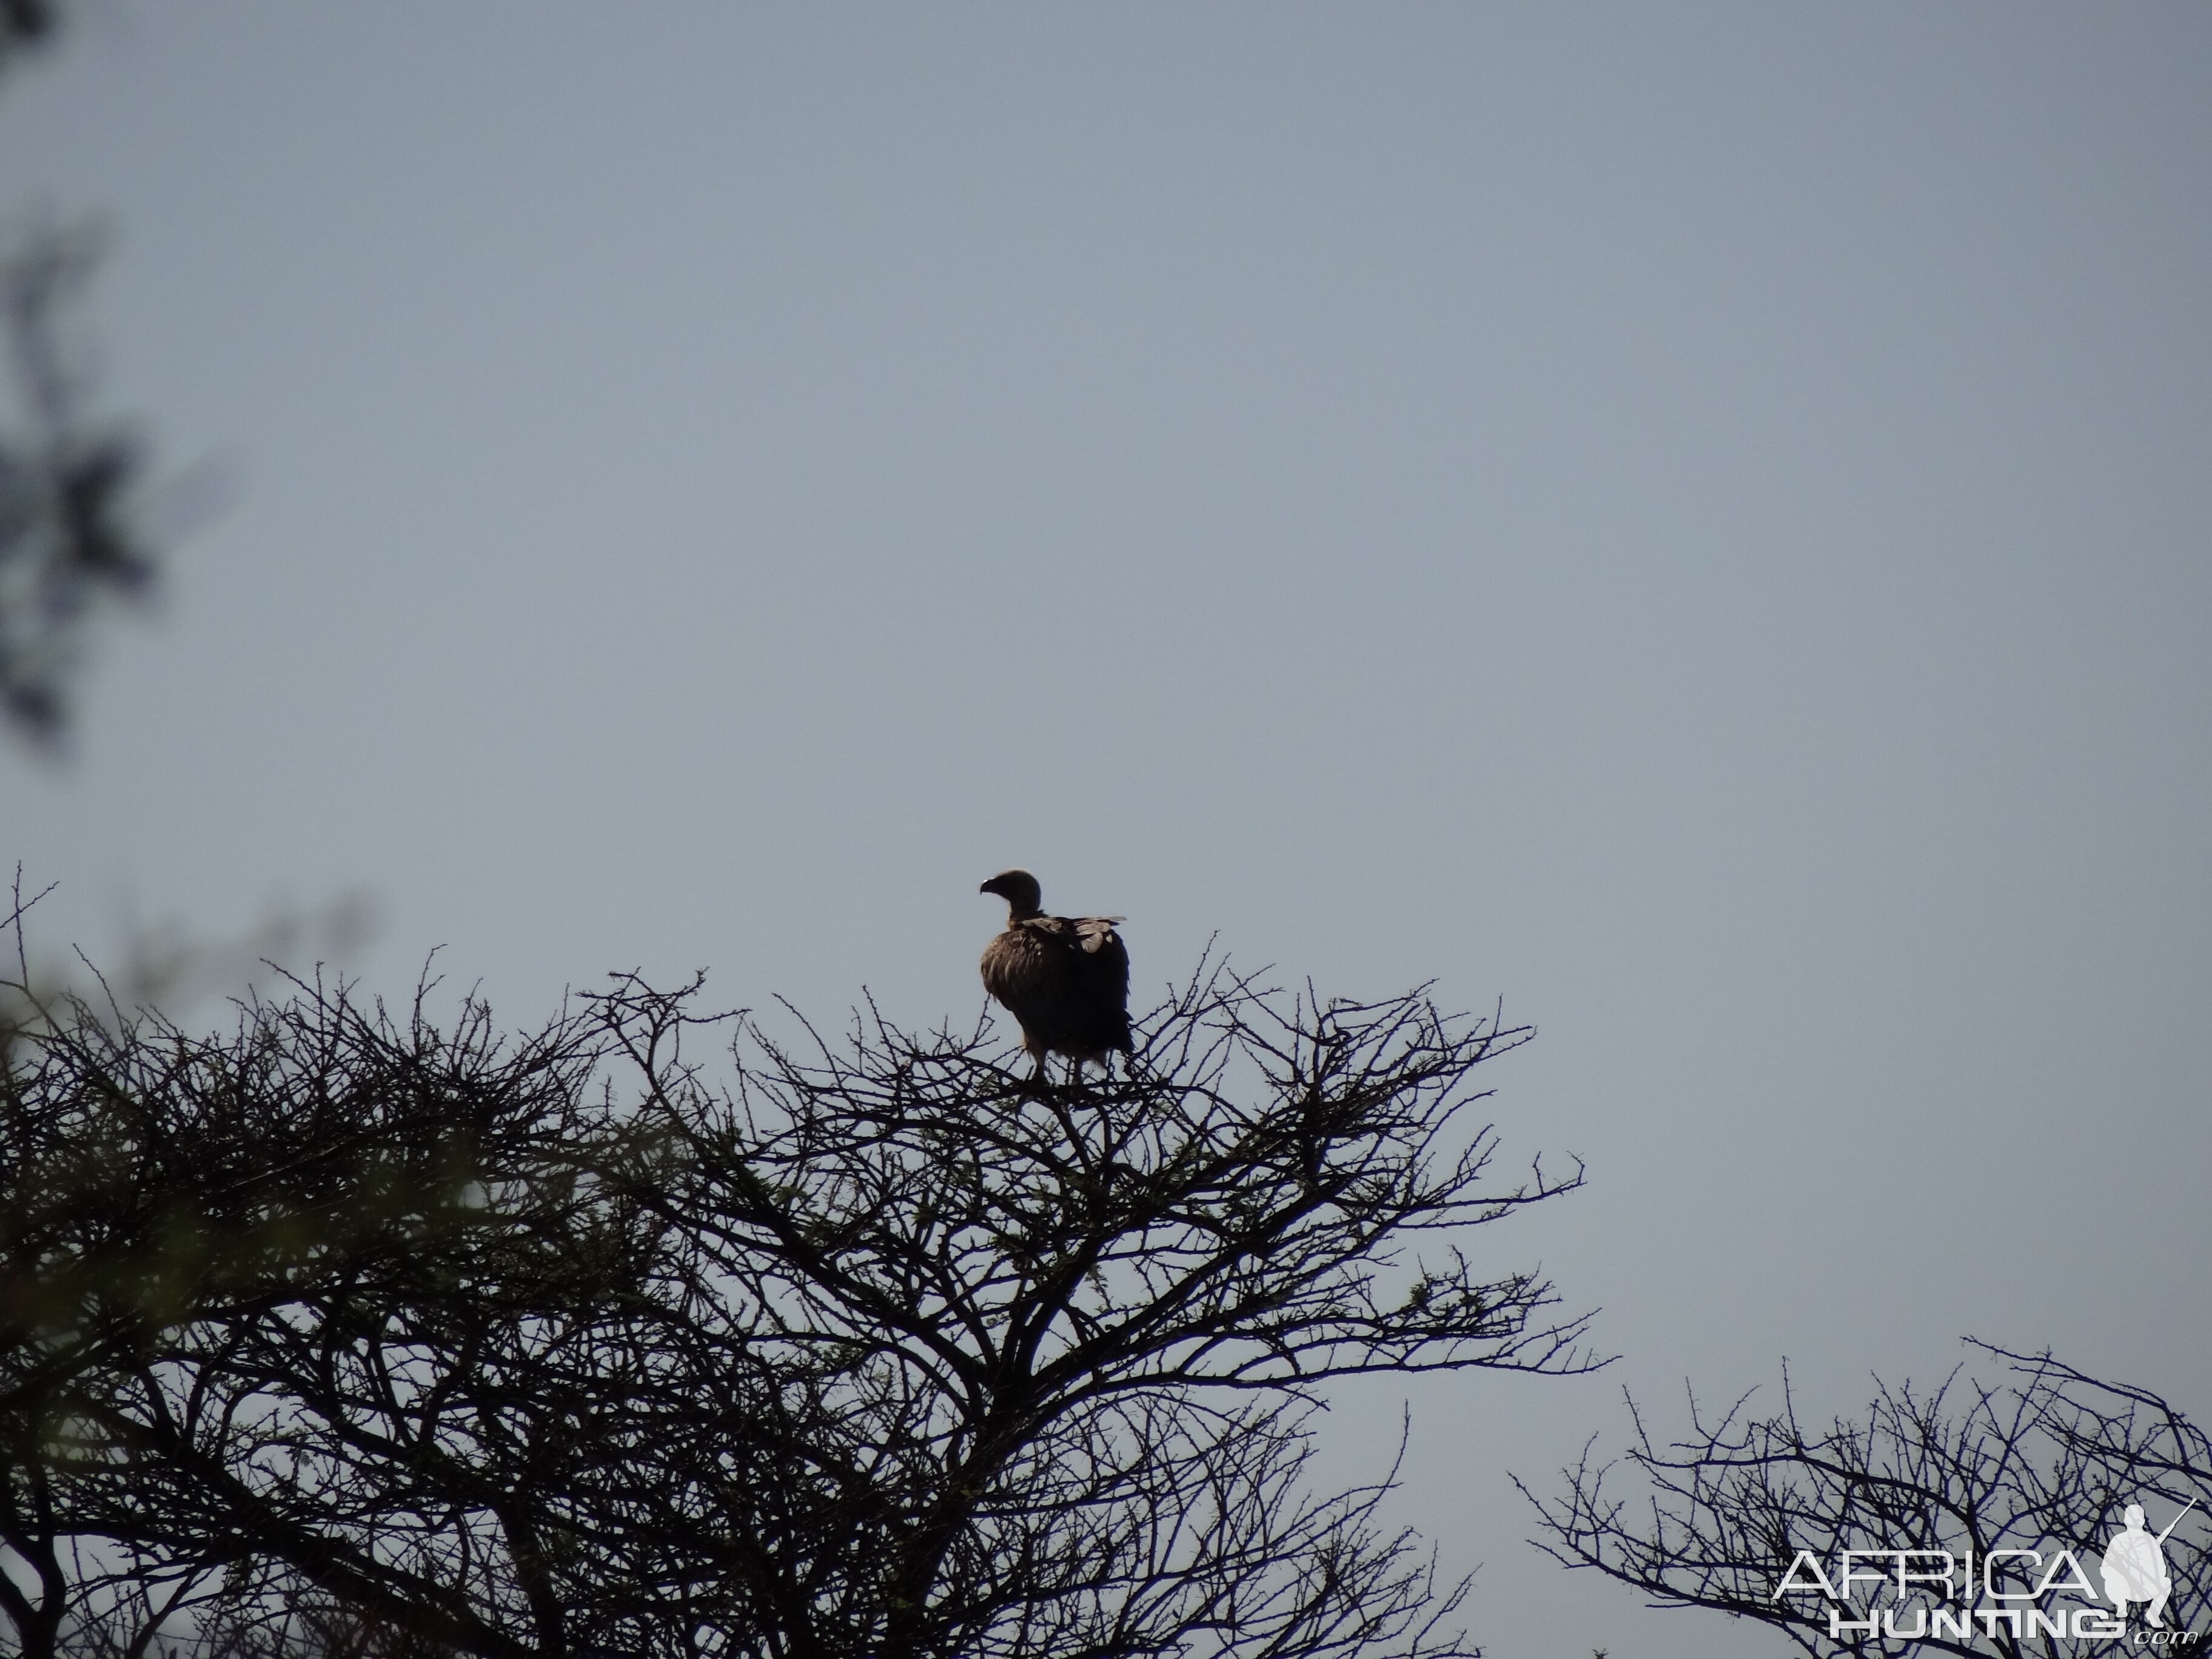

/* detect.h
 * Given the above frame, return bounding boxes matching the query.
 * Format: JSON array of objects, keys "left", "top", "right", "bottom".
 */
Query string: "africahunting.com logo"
[{"left": 1774, "top": 1500, "right": 2200, "bottom": 1647}]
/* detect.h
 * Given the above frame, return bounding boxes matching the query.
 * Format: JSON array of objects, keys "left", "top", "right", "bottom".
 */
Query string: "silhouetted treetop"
[
  {"left": 1520, "top": 1343, "right": 2211, "bottom": 1659},
  {"left": 2, "top": 947, "right": 1593, "bottom": 1658}
]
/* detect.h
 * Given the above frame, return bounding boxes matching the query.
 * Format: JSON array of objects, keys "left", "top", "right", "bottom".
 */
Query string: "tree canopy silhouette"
[
  {"left": 1520, "top": 1342, "right": 2211, "bottom": 1659},
  {"left": 2, "top": 934, "right": 1596, "bottom": 1658}
]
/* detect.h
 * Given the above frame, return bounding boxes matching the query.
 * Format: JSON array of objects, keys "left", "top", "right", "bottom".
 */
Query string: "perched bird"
[{"left": 978, "top": 869, "right": 1132, "bottom": 1079}]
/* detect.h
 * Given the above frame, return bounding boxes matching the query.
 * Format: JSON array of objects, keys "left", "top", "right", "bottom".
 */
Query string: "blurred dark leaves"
[
  {"left": 0, "top": 218, "right": 156, "bottom": 752},
  {"left": 0, "top": 0, "right": 164, "bottom": 756},
  {"left": 0, "top": 0, "right": 55, "bottom": 73}
]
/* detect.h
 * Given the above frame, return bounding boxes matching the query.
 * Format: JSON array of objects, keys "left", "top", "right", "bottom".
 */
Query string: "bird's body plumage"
[{"left": 979, "top": 870, "right": 1131, "bottom": 1075}]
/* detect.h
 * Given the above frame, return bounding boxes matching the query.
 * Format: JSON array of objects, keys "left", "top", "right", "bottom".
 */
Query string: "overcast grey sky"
[{"left": 4, "top": 6, "right": 2208, "bottom": 1654}]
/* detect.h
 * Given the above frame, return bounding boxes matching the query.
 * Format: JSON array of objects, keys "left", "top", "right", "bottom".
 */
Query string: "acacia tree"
[
  {"left": 0, "top": 940, "right": 608, "bottom": 1653},
  {"left": 2, "top": 947, "right": 1597, "bottom": 1658},
  {"left": 1520, "top": 1342, "right": 2211, "bottom": 1659}
]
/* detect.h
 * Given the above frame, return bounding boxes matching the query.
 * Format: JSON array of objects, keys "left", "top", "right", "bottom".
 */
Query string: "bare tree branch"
[
  {"left": 1518, "top": 1343, "right": 2212, "bottom": 1659},
  {"left": 3, "top": 955, "right": 1593, "bottom": 1657}
]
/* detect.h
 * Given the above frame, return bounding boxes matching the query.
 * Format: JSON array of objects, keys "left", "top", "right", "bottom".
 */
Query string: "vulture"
[{"left": 978, "top": 869, "right": 1132, "bottom": 1079}]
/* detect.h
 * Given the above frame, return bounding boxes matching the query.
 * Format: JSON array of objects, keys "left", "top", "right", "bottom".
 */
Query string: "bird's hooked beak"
[{"left": 980, "top": 869, "right": 1043, "bottom": 918}]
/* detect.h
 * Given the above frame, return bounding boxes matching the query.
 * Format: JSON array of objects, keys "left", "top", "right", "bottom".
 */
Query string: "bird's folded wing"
[{"left": 1073, "top": 916, "right": 1125, "bottom": 953}]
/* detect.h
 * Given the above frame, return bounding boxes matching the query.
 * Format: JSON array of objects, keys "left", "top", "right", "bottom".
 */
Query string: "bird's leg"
[{"left": 996, "top": 1038, "right": 1043, "bottom": 1100}]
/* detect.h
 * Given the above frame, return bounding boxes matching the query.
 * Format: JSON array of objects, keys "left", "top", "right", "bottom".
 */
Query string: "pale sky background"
[{"left": 3, "top": 6, "right": 2208, "bottom": 1656}]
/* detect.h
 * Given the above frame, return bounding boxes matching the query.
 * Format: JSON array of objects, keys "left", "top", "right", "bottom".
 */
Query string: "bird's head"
[{"left": 979, "top": 868, "right": 1044, "bottom": 920}]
